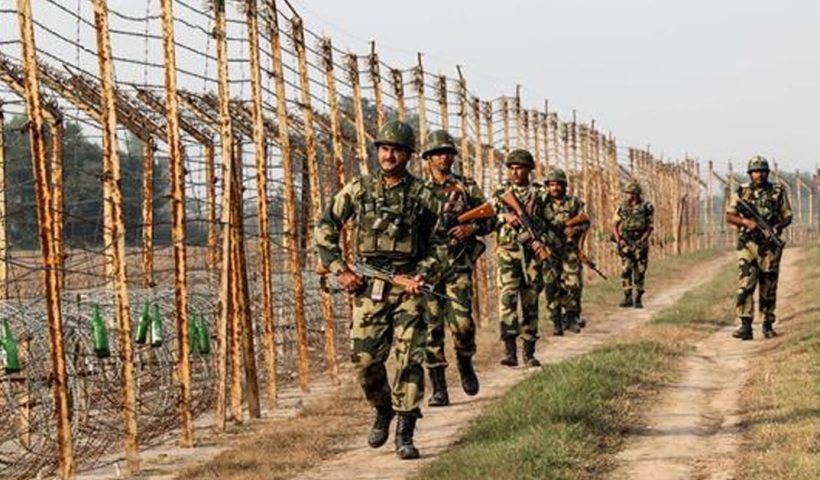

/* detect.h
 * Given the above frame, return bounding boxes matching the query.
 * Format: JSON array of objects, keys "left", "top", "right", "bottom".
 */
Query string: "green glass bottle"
[
  {"left": 150, "top": 303, "right": 164, "bottom": 347},
  {"left": 91, "top": 304, "right": 111, "bottom": 358},
  {"left": 196, "top": 315, "right": 211, "bottom": 355},
  {"left": 135, "top": 301, "right": 150, "bottom": 345},
  {"left": 188, "top": 313, "right": 199, "bottom": 355},
  {"left": 2, "top": 318, "right": 21, "bottom": 374}
]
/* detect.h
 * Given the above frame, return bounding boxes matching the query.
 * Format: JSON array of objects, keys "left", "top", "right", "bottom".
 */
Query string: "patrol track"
[
  {"left": 293, "top": 253, "right": 733, "bottom": 480},
  {"left": 609, "top": 247, "right": 804, "bottom": 480}
]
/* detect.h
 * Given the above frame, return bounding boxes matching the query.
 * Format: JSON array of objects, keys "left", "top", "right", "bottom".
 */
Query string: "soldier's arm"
[
  {"left": 315, "top": 180, "right": 358, "bottom": 275},
  {"left": 638, "top": 203, "right": 654, "bottom": 244},
  {"left": 776, "top": 187, "right": 793, "bottom": 230},
  {"left": 612, "top": 206, "right": 623, "bottom": 241},
  {"left": 415, "top": 187, "right": 449, "bottom": 283},
  {"left": 724, "top": 189, "right": 755, "bottom": 229}
]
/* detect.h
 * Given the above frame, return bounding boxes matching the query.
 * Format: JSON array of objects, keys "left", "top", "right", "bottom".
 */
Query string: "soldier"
[
  {"left": 315, "top": 120, "right": 447, "bottom": 459},
  {"left": 612, "top": 180, "right": 654, "bottom": 308},
  {"left": 542, "top": 169, "right": 589, "bottom": 335},
  {"left": 421, "top": 130, "right": 492, "bottom": 407},
  {"left": 725, "top": 155, "right": 792, "bottom": 340},
  {"left": 492, "top": 149, "right": 554, "bottom": 368}
]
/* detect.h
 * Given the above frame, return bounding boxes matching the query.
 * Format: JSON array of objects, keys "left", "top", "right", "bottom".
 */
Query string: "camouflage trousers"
[
  {"left": 618, "top": 245, "right": 649, "bottom": 292},
  {"left": 350, "top": 280, "right": 427, "bottom": 413},
  {"left": 425, "top": 268, "right": 476, "bottom": 368},
  {"left": 736, "top": 239, "right": 783, "bottom": 322},
  {"left": 544, "top": 249, "right": 584, "bottom": 318},
  {"left": 497, "top": 248, "right": 542, "bottom": 341}
]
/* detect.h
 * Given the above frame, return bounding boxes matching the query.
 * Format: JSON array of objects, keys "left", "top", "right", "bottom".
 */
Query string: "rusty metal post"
[
  {"left": 141, "top": 139, "right": 155, "bottom": 288},
  {"left": 541, "top": 110, "right": 550, "bottom": 171},
  {"left": 158, "top": 0, "right": 194, "bottom": 444},
  {"left": 531, "top": 110, "right": 541, "bottom": 177},
  {"left": 368, "top": 42, "right": 385, "bottom": 130},
  {"left": 267, "top": 0, "right": 310, "bottom": 392},
  {"left": 456, "top": 67, "right": 470, "bottom": 177},
  {"left": 245, "top": 0, "right": 279, "bottom": 407},
  {"left": 514, "top": 86, "right": 522, "bottom": 148},
  {"left": 292, "top": 14, "right": 337, "bottom": 383},
  {"left": 501, "top": 97, "right": 510, "bottom": 157},
  {"left": 437, "top": 75, "right": 449, "bottom": 131},
  {"left": 549, "top": 113, "right": 559, "bottom": 172},
  {"left": 391, "top": 68, "right": 406, "bottom": 121},
  {"left": 414, "top": 53, "right": 428, "bottom": 155},
  {"left": 50, "top": 117, "right": 64, "bottom": 289},
  {"left": 91, "top": 0, "right": 139, "bottom": 471},
  {"left": 483, "top": 101, "right": 495, "bottom": 193},
  {"left": 0, "top": 103, "right": 5, "bottom": 299},
  {"left": 228, "top": 141, "right": 243, "bottom": 422},
  {"left": 346, "top": 54, "right": 369, "bottom": 175},
  {"left": 205, "top": 143, "right": 217, "bottom": 269},
  {"left": 16, "top": 13, "right": 76, "bottom": 474},
  {"left": 471, "top": 97, "right": 489, "bottom": 326},
  {"left": 213, "top": 0, "right": 237, "bottom": 431}
]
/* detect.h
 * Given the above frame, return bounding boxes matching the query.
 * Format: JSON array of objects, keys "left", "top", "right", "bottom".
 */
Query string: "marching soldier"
[
  {"left": 422, "top": 130, "right": 492, "bottom": 407},
  {"left": 542, "top": 169, "right": 590, "bottom": 335},
  {"left": 492, "top": 149, "right": 555, "bottom": 367},
  {"left": 725, "top": 155, "right": 792, "bottom": 340},
  {"left": 613, "top": 180, "right": 654, "bottom": 308},
  {"left": 315, "top": 120, "right": 447, "bottom": 459}
]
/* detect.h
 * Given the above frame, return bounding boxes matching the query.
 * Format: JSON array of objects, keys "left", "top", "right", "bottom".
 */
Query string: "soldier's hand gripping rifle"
[
  {"left": 352, "top": 261, "right": 471, "bottom": 308},
  {"left": 498, "top": 191, "right": 552, "bottom": 261},
  {"left": 735, "top": 198, "right": 786, "bottom": 249}
]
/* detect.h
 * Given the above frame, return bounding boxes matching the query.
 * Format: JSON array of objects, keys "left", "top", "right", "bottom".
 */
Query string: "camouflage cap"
[
  {"left": 747, "top": 155, "right": 770, "bottom": 173},
  {"left": 624, "top": 180, "right": 642, "bottom": 194},
  {"left": 374, "top": 120, "right": 416, "bottom": 152},
  {"left": 422, "top": 129, "right": 458, "bottom": 159},
  {"left": 545, "top": 168, "right": 568, "bottom": 185},
  {"left": 505, "top": 149, "right": 535, "bottom": 169}
]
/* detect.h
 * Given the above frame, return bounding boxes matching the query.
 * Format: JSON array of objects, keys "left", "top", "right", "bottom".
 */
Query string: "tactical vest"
[
  {"left": 355, "top": 174, "right": 427, "bottom": 259},
  {"left": 546, "top": 195, "right": 583, "bottom": 245},
  {"left": 736, "top": 183, "right": 785, "bottom": 242},
  {"left": 618, "top": 201, "right": 651, "bottom": 233}
]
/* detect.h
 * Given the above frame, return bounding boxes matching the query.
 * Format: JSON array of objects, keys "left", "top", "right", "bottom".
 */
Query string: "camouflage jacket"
[
  {"left": 491, "top": 182, "right": 557, "bottom": 251},
  {"left": 726, "top": 181, "right": 792, "bottom": 244},
  {"left": 544, "top": 194, "right": 587, "bottom": 248},
  {"left": 315, "top": 172, "right": 447, "bottom": 279},
  {"left": 614, "top": 200, "right": 654, "bottom": 239},
  {"left": 431, "top": 173, "right": 493, "bottom": 266}
]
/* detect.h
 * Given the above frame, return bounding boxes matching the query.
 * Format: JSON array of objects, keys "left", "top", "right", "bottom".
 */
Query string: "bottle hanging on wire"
[
  {"left": 196, "top": 313, "right": 211, "bottom": 355},
  {"left": 91, "top": 304, "right": 111, "bottom": 358},
  {"left": 135, "top": 301, "right": 150, "bottom": 345},
  {"left": 150, "top": 303, "right": 164, "bottom": 347},
  {"left": 188, "top": 313, "right": 199, "bottom": 355},
  {"left": 1, "top": 318, "right": 21, "bottom": 373}
]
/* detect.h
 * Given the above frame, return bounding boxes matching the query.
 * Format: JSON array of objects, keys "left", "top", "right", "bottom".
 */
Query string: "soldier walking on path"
[
  {"left": 725, "top": 155, "right": 792, "bottom": 340},
  {"left": 421, "top": 130, "right": 492, "bottom": 407},
  {"left": 492, "top": 149, "right": 555, "bottom": 368},
  {"left": 613, "top": 180, "right": 654, "bottom": 308},
  {"left": 315, "top": 120, "right": 448, "bottom": 459},
  {"left": 542, "top": 169, "right": 590, "bottom": 335}
]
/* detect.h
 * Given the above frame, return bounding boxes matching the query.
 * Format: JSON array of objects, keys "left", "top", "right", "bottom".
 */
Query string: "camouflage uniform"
[
  {"left": 614, "top": 188, "right": 654, "bottom": 305},
  {"left": 543, "top": 177, "right": 587, "bottom": 332},
  {"left": 493, "top": 182, "right": 547, "bottom": 343},
  {"left": 425, "top": 173, "right": 492, "bottom": 368},
  {"left": 726, "top": 156, "right": 792, "bottom": 339}
]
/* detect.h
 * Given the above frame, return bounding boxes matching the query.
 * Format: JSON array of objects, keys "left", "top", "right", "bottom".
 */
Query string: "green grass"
[
  {"left": 418, "top": 342, "right": 679, "bottom": 480},
  {"left": 420, "top": 247, "right": 738, "bottom": 480}
]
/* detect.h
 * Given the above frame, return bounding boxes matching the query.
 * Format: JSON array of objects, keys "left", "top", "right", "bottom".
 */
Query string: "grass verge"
[{"left": 735, "top": 245, "right": 820, "bottom": 480}]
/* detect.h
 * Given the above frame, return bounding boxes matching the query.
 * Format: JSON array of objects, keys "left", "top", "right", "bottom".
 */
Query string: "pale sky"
[{"left": 297, "top": 0, "right": 820, "bottom": 173}]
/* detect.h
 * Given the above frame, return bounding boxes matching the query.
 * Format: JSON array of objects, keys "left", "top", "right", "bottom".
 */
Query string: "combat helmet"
[
  {"left": 624, "top": 180, "right": 642, "bottom": 195},
  {"left": 421, "top": 130, "right": 458, "bottom": 159},
  {"left": 747, "top": 155, "right": 770, "bottom": 173},
  {"left": 545, "top": 168, "right": 568, "bottom": 185},
  {"left": 505, "top": 149, "right": 535, "bottom": 169},
  {"left": 374, "top": 120, "right": 416, "bottom": 152}
]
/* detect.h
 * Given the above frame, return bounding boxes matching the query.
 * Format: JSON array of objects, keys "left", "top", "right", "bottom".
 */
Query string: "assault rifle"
[
  {"left": 578, "top": 251, "right": 608, "bottom": 280},
  {"left": 735, "top": 198, "right": 785, "bottom": 249},
  {"left": 353, "top": 261, "right": 471, "bottom": 307},
  {"left": 498, "top": 191, "right": 553, "bottom": 261}
]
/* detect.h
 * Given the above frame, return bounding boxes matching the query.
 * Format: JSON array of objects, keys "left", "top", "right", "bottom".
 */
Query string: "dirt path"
[
  {"left": 609, "top": 248, "right": 803, "bottom": 480},
  {"left": 295, "top": 254, "right": 733, "bottom": 480}
]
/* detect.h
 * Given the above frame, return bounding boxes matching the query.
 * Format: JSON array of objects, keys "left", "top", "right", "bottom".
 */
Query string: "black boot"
[
  {"left": 427, "top": 367, "right": 450, "bottom": 407},
  {"left": 522, "top": 341, "right": 541, "bottom": 367},
  {"left": 619, "top": 290, "right": 634, "bottom": 307},
  {"left": 367, "top": 405, "right": 395, "bottom": 448},
  {"left": 578, "top": 316, "right": 586, "bottom": 329},
  {"left": 552, "top": 315, "right": 564, "bottom": 336},
  {"left": 500, "top": 337, "right": 518, "bottom": 367},
  {"left": 456, "top": 355, "right": 479, "bottom": 396},
  {"left": 566, "top": 313, "right": 581, "bottom": 333},
  {"left": 762, "top": 318, "right": 777, "bottom": 339},
  {"left": 395, "top": 412, "right": 420, "bottom": 460},
  {"left": 634, "top": 291, "right": 644, "bottom": 309},
  {"left": 732, "top": 317, "right": 753, "bottom": 341}
]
